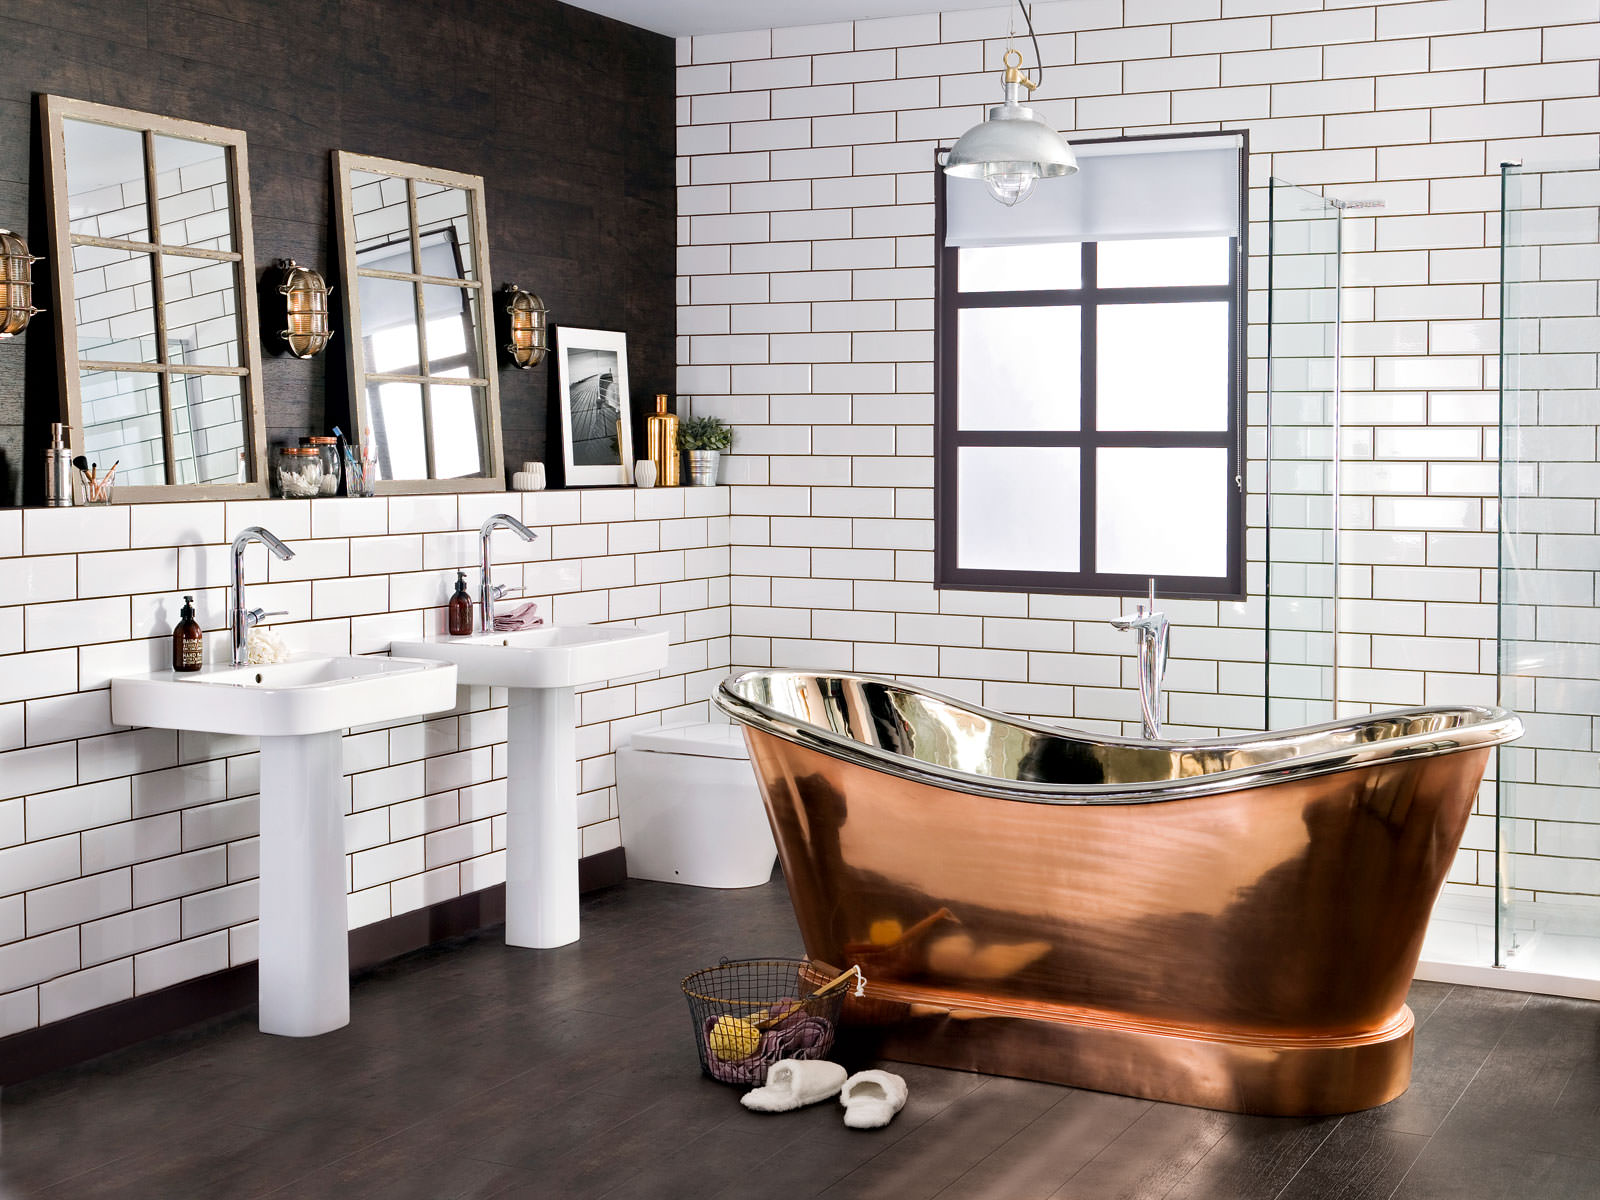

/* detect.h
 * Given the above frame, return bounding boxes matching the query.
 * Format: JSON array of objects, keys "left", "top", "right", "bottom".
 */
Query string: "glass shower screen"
[
  {"left": 1266, "top": 179, "right": 1341, "bottom": 730},
  {"left": 1497, "top": 160, "right": 1600, "bottom": 984}
]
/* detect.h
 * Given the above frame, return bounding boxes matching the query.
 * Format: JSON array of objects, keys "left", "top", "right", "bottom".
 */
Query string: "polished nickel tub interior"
[
  {"left": 719, "top": 669, "right": 1519, "bottom": 802},
  {"left": 716, "top": 669, "right": 1523, "bottom": 1116}
]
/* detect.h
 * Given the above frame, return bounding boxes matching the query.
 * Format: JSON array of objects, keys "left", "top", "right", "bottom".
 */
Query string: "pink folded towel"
[{"left": 492, "top": 601, "right": 544, "bottom": 631}]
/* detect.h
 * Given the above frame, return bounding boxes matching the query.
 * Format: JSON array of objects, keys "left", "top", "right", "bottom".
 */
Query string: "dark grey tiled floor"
[{"left": 2, "top": 877, "right": 1598, "bottom": 1199}]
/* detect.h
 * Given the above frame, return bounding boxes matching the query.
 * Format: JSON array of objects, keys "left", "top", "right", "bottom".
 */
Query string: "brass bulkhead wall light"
[
  {"left": 277, "top": 259, "right": 334, "bottom": 358},
  {"left": 0, "top": 228, "right": 43, "bottom": 337},
  {"left": 503, "top": 284, "right": 548, "bottom": 368}
]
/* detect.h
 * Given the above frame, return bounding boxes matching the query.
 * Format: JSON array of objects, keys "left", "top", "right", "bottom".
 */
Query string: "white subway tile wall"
[
  {"left": 0, "top": 490, "right": 731, "bottom": 1034},
  {"left": 673, "top": 4, "right": 1600, "bottom": 906}
]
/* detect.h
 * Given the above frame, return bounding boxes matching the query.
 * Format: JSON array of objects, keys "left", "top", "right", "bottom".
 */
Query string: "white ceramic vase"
[
  {"left": 512, "top": 461, "right": 546, "bottom": 491},
  {"left": 634, "top": 459, "right": 657, "bottom": 488}
]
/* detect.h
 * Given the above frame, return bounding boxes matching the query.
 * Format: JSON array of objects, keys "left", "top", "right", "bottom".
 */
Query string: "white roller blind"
[{"left": 945, "top": 133, "right": 1243, "bottom": 248}]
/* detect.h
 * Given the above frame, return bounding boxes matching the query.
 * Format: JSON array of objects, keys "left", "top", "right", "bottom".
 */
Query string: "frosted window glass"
[
  {"left": 958, "top": 307, "right": 1080, "bottom": 431},
  {"left": 958, "top": 447, "right": 1080, "bottom": 572},
  {"left": 1098, "top": 237, "right": 1230, "bottom": 288},
  {"left": 959, "top": 243, "right": 1081, "bottom": 292},
  {"left": 1097, "top": 301, "right": 1229, "bottom": 431},
  {"left": 1096, "top": 447, "right": 1228, "bottom": 577}
]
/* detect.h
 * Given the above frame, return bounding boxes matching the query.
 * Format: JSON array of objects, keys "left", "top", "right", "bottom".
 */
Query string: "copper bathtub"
[{"left": 714, "top": 670, "right": 1522, "bottom": 1116}]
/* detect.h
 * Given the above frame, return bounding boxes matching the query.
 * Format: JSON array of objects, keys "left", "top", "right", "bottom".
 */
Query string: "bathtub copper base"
[{"left": 830, "top": 970, "right": 1414, "bottom": 1117}]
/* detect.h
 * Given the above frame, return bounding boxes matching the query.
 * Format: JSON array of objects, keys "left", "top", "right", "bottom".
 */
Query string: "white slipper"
[
  {"left": 740, "top": 1059, "right": 848, "bottom": 1113},
  {"left": 839, "top": 1069, "right": 908, "bottom": 1129}
]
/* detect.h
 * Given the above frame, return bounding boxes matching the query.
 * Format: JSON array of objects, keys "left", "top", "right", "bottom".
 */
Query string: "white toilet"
[{"left": 616, "top": 722, "right": 777, "bottom": 888}]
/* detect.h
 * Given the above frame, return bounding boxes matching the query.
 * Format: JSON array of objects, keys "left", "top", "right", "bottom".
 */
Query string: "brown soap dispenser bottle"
[
  {"left": 448, "top": 571, "right": 474, "bottom": 636},
  {"left": 172, "top": 596, "right": 203, "bottom": 672},
  {"left": 646, "top": 393, "right": 680, "bottom": 486}
]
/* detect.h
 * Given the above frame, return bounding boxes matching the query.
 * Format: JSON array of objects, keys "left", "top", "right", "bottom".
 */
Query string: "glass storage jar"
[
  {"left": 276, "top": 446, "right": 323, "bottom": 498},
  {"left": 300, "top": 436, "right": 341, "bottom": 495}
]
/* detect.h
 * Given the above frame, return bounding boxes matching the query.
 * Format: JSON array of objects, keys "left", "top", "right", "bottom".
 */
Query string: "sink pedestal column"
[
  {"left": 505, "top": 685, "right": 580, "bottom": 948},
  {"left": 257, "top": 731, "right": 350, "bottom": 1036}
]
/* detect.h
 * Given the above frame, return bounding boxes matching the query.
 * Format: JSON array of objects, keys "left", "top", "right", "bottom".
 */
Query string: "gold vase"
[{"left": 646, "top": 393, "right": 680, "bottom": 487}]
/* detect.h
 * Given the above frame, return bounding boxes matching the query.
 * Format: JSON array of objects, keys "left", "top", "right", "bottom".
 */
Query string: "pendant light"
[{"left": 943, "top": 2, "right": 1077, "bottom": 207}]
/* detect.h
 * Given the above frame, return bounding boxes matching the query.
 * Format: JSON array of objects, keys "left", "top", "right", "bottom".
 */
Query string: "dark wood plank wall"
[{"left": 0, "top": 0, "right": 676, "bottom": 505}]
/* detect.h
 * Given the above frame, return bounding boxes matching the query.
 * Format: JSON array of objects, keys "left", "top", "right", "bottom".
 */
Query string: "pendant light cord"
[{"left": 1019, "top": 0, "right": 1044, "bottom": 90}]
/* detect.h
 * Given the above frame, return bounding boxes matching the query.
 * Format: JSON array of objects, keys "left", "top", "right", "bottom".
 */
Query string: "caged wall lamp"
[
  {"left": 0, "top": 228, "right": 42, "bottom": 338},
  {"left": 503, "top": 284, "right": 549, "bottom": 369},
  {"left": 277, "top": 259, "right": 334, "bottom": 358}
]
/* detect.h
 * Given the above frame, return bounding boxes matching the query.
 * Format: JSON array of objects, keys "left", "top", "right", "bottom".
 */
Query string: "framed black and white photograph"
[{"left": 555, "top": 326, "right": 633, "bottom": 487}]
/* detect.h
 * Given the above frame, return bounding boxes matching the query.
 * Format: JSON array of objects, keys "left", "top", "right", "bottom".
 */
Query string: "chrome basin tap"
[
  {"left": 231, "top": 526, "right": 295, "bottom": 666},
  {"left": 1111, "top": 578, "right": 1170, "bottom": 741},
  {"left": 480, "top": 513, "right": 538, "bottom": 628}
]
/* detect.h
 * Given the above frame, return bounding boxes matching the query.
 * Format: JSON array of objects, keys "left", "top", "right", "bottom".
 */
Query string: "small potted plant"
[{"left": 679, "top": 414, "right": 733, "bottom": 487}]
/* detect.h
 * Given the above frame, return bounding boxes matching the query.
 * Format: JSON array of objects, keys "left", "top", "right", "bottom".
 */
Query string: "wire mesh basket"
[{"left": 681, "top": 958, "right": 847, "bottom": 1086}]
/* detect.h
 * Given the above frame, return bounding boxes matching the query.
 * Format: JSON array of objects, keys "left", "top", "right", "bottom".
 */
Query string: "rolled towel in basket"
[
  {"left": 762, "top": 1006, "right": 833, "bottom": 1058},
  {"left": 492, "top": 601, "right": 544, "bottom": 631},
  {"left": 702, "top": 1002, "right": 835, "bottom": 1085}
]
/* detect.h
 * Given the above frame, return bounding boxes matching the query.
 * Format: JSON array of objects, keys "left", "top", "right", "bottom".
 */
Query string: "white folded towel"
[
  {"left": 839, "top": 1069, "right": 908, "bottom": 1129},
  {"left": 740, "top": 1059, "right": 848, "bottom": 1113}
]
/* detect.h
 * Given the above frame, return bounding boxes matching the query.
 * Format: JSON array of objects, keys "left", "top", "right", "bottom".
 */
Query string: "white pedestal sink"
[
  {"left": 390, "top": 625, "right": 669, "bottom": 949},
  {"left": 111, "top": 655, "right": 458, "bottom": 1037}
]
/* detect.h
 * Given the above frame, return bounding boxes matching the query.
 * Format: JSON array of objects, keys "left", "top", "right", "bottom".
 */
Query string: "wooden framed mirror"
[
  {"left": 333, "top": 151, "right": 504, "bottom": 493},
  {"left": 41, "top": 95, "right": 269, "bottom": 500}
]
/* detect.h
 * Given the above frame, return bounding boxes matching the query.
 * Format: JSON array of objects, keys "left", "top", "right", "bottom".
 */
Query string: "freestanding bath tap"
[
  {"left": 480, "top": 513, "right": 538, "bottom": 628},
  {"left": 1111, "top": 578, "right": 1170, "bottom": 740},
  {"left": 231, "top": 526, "right": 295, "bottom": 666}
]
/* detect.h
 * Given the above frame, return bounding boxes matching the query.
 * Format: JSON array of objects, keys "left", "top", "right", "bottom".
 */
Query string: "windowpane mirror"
[
  {"left": 44, "top": 96, "right": 267, "bottom": 498},
  {"left": 335, "top": 152, "right": 503, "bottom": 492}
]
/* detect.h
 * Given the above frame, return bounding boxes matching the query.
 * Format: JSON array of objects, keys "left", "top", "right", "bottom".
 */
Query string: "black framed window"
[{"left": 934, "top": 132, "right": 1248, "bottom": 601}]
